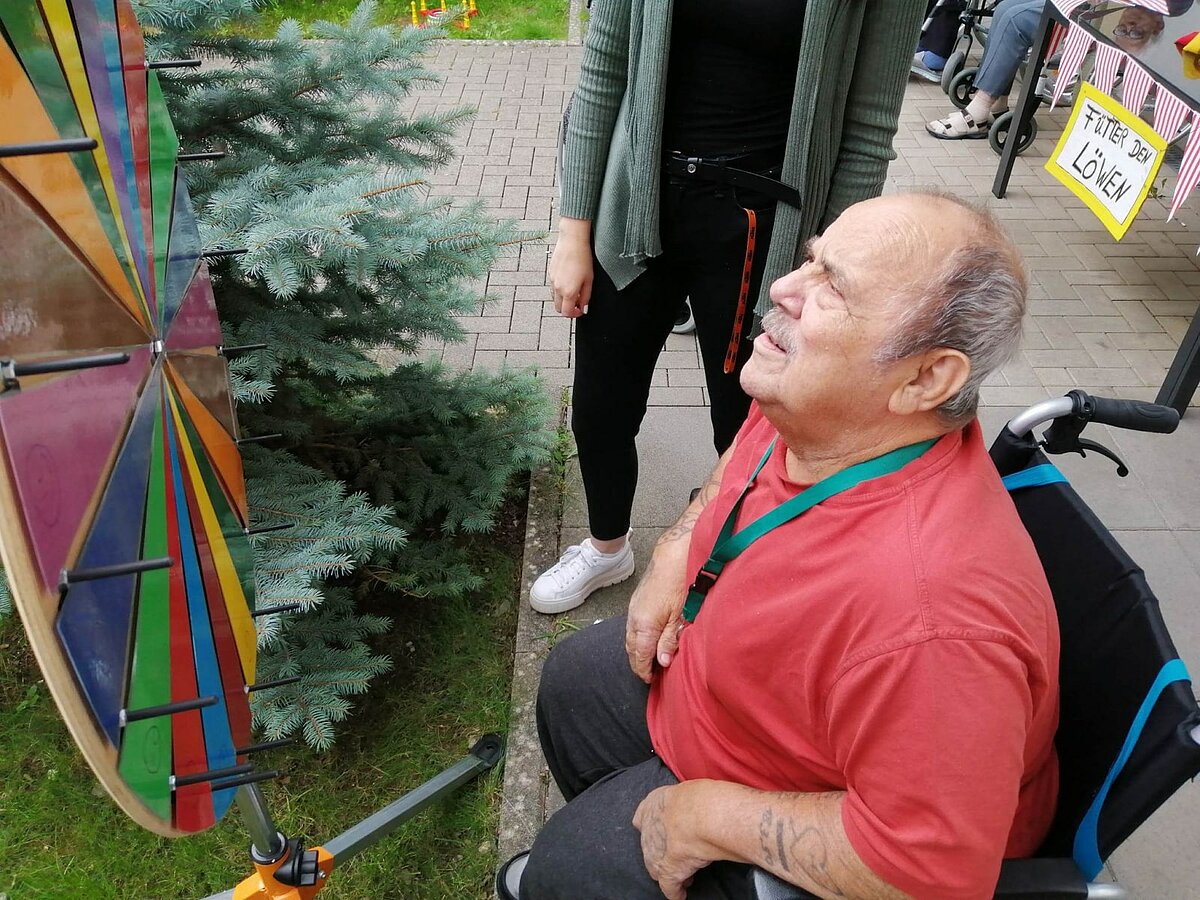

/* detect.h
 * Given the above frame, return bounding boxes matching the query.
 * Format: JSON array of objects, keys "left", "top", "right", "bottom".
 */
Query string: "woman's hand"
[{"left": 548, "top": 217, "right": 594, "bottom": 318}]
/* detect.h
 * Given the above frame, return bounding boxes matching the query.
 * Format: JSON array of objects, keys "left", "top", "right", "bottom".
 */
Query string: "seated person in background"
[
  {"left": 511, "top": 192, "right": 1060, "bottom": 900},
  {"left": 927, "top": 0, "right": 1043, "bottom": 138},
  {"left": 913, "top": 0, "right": 967, "bottom": 76}
]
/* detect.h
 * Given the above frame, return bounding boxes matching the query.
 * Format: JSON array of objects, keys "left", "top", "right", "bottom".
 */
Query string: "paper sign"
[{"left": 1045, "top": 83, "right": 1167, "bottom": 240}]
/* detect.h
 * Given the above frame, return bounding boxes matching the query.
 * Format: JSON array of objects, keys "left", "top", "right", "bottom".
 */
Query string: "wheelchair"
[
  {"left": 752, "top": 391, "right": 1200, "bottom": 900},
  {"left": 919, "top": 0, "right": 1054, "bottom": 157}
]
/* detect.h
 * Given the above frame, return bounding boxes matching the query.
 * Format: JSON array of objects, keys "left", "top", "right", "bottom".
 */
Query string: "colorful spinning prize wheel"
[{"left": 0, "top": 0, "right": 263, "bottom": 837}]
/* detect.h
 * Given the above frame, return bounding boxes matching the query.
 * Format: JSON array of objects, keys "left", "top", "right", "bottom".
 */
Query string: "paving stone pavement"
[{"left": 402, "top": 41, "right": 1200, "bottom": 898}]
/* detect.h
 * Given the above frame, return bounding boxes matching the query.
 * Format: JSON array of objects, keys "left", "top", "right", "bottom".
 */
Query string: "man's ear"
[{"left": 888, "top": 348, "right": 971, "bottom": 416}]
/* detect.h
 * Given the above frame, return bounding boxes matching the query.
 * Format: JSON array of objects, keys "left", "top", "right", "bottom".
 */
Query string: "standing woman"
[{"left": 531, "top": 0, "right": 926, "bottom": 614}]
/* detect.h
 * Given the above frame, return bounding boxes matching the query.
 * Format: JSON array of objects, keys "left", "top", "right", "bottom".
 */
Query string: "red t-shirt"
[{"left": 646, "top": 405, "right": 1060, "bottom": 900}]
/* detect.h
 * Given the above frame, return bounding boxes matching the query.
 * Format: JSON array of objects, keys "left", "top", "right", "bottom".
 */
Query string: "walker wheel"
[
  {"left": 989, "top": 111, "right": 1038, "bottom": 156},
  {"left": 948, "top": 66, "right": 978, "bottom": 110},
  {"left": 940, "top": 50, "right": 967, "bottom": 94}
]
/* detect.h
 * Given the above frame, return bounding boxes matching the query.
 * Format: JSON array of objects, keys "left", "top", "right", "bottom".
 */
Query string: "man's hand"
[
  {"left": 633, "top": 783, "right": 714, "bottom": 900},
  {"left": 548, "top": 218, "right": 593, "bottom": 319},
  {"left": 625, "top": 543, "right": 689, "bottom": 683},
  {"left": 625, "top": 446, "right": 734, "bottom": 682}
]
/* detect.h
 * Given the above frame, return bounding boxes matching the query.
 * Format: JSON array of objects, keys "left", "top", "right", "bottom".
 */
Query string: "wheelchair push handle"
[
  {"left": 1003, "top": 391, "right": 1179, "bottom": 478},
  {"left": 1082, "top": 394, "right": 1179, "bottom": 435},
  {"left": 1005, "top": 390, "right": 1178, "bottom": 438}
]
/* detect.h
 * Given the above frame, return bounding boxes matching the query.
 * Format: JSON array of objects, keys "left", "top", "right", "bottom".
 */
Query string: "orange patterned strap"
[{"left": 723, "top": 207, "right": 758, "bottom": 375}]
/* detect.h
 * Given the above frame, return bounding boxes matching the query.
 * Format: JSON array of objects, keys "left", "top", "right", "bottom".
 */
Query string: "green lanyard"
[{"left": 681, "top": 436, "right": 938, "bottom": 622}]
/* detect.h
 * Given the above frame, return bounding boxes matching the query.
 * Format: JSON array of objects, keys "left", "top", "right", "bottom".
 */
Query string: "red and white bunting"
[
  {"left": 1114, "top": 0, "right": 1170, "bottom": 12},
  {"left": 1153, "top": 89, "right": 1192, "bottom": 141},
  {"left": 1168, "top": 124, "right": 1200, "bottom": 222},
  {"left": 1091, "top": 43, "right": 1124, "bottom": 96},
  {"left": 1051, "top": 0, "right": 1091, "bottom": 15},
  {"left": 1047, "top": 22, "right": 1067, "bottom": 61},
  {"left": 1053, "top": 23, "right": 1095, "bottom": 109},
  {"left": 1120, "top": 60, "right": 1155, "bottom": 115}
]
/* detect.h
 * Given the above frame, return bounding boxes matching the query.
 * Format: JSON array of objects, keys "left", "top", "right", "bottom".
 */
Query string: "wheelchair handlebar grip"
[{"left": 1083, "top": 394, "right": 1180, "bottom": 434}]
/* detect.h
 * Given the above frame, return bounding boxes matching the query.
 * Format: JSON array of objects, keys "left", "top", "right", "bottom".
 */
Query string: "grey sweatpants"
[{"left": 522, "top": 616, "right": 756, "bottom": 900}]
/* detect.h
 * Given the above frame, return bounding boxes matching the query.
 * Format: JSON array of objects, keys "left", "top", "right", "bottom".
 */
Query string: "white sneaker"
[{"left": 529, "top": 537, "right": 635, "bottom": 614}]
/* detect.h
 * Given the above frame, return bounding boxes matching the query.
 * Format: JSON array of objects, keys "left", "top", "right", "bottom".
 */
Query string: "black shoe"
[
  {"left": 496, "top": 850, "right": 529, "bottom": 900},
  {"left": 672, "top": 299, "right": 695, "bottom": 335}
]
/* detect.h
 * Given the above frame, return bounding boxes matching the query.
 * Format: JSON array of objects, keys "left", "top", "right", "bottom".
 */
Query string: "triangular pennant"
[
  {"left": 1120, "top": 60, "right": 1155, "bottom": 115},
  {"left": 1054, "top": 23, "right": 1094, "bottom": 109},
  {"left": 1168, "top": 124, "right": 1200, "bottom": 222},
  {"left": 1051, "top": 0, "right": 1091, "bottom": 16},
  {"left": 1119, "top": 0, "right": 1169, "bottom": 13},
  {"left": 0, "top": 347, "right": 152, "bottom": 591},
  {"left": 1047, "top": 22, "right": 1067, "bottom": 62},
  {"left": 1152, "top": 89, "right": 1191, "bottom": 142},
  {"left": 1091, "top": 43, "right": 1123, "bottom": 97}
]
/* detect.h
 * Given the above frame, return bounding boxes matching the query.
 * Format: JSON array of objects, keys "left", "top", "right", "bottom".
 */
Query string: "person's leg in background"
[
  {"left": 530, "top": 173, "right": 757, "bottom": 613},
  {"left": 528, "top": 252, "right": 684, "bottom": 614},
  {"left": 672, "top": 180, "right": 778, "bottom": 453},
  {"left": 926, "top": 0, "right": 1044, "bottom": 139},
  {"left": 915, "top": 0, "right": 966, "bottom": 72}
]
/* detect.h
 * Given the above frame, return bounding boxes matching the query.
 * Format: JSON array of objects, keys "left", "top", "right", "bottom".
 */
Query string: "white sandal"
[{"left": 926, "top": 109, "right": 991, "bottom": 140}]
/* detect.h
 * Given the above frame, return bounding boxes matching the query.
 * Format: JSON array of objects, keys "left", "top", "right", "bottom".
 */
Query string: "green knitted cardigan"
[{"left": 560, "top": 0, "right": 926, "bottom": 315}]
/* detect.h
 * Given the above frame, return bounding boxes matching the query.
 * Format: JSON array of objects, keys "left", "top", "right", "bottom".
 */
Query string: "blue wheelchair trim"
[
  {"left": 1002, "top": 464, "right": 1068, "bottom": 492},
  {"left": 1072, "top": 658, "right": 1193, "bottom": 879}
]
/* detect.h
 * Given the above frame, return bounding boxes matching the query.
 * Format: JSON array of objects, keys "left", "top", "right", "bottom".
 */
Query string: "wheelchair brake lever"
[{"left": 1045, "top": 437, "right": 1130, "bottom": 477}]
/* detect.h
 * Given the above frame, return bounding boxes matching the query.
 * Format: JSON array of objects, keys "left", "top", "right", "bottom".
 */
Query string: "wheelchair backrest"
[{"left": 1003, "top": 451, "right": 1200, "bottom": 864}]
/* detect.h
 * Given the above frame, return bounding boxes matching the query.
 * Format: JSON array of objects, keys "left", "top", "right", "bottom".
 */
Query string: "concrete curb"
[{"left": 494, "top": 459, "right": 563, "bottom": 890}]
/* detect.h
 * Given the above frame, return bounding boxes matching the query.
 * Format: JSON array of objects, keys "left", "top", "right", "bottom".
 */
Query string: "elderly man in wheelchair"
[{"left": 497, "top": 192, "right": 1200, "bottom": 900}]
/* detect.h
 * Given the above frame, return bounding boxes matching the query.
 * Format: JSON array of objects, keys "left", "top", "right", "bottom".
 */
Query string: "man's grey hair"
[{"left": 874, "top": 193, "right": 1027, "bottom": 427}]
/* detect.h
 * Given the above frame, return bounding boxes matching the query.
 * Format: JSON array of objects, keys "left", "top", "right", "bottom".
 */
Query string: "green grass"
[
  {"left": 245, "top": 0, "right": 568, "bottom": 40},
  {"left": 0, "top": 544, "right": 520, "bottom": 900}
]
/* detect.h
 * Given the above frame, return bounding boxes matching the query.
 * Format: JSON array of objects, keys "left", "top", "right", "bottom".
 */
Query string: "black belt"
[{"left": 663, "top": 151, "right": 801, "bottom": 210}]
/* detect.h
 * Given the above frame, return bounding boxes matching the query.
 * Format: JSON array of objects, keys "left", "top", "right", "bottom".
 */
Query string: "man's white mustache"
[{"left": 760, "top": 309, "right": 796, "bottom": 355}]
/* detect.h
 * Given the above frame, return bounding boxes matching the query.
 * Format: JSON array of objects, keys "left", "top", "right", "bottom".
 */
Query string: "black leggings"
[{"left": 572, "top": 173, "right": 779, "bottom": 540}]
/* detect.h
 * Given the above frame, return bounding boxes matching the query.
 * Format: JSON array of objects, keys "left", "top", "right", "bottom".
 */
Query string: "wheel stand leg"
[{"left": 203, "top": 734, "right": 506, "bottom": 900}]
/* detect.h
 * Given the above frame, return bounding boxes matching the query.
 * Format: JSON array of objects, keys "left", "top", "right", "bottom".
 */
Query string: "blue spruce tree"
[{"left": 136, "top": 0, "right": 554, "bottom": 747}]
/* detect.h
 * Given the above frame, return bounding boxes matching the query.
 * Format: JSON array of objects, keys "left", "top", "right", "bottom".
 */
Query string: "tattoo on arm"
[{"left": 759, "top": 805, "right": 851, "bottom": 899}]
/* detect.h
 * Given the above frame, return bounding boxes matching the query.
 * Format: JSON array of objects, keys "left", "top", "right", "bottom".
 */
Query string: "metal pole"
[
  {"left": 324, "top": 734, "right": 503, "bottom": 863},
  {"left": 237, "top": 783, "right": 286, "bottom": 863},
  {"left": 993, "top": 3, "right": 1057, "bottom": 198}
]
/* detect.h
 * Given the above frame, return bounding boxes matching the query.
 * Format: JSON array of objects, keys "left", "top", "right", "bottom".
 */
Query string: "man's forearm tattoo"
[{"left": 759, "top": 807, "right": 850, "bottom": 899}]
